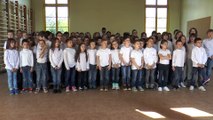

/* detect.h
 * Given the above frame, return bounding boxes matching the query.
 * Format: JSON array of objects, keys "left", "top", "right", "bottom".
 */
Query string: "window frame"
[
  {"left": 145, "top": 0, "right": 168, "bottom": 35},
  {"left": 44, "top": 0, "right": 70, "bottom": 33}
]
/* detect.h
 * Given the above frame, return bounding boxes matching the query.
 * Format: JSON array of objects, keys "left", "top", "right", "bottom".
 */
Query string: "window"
[
  {"left": 145, "top": 0, "right": 168, "bottom": 36},
  {"left": 45, "top": 0, "right": 68, "bottom": 33}
]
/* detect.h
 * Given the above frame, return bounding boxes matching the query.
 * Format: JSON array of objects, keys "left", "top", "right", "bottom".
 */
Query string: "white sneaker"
[
  {"left": 138, "top": 87, "right": 144, "bottom": 92},
  {"left": 189, "top": 86, "right": 194, "bottom": 91},
  {"left": 198, "top": 86, "right": 206, "bottom": 92},
  {"left": 158, "top": 87, "right": 163, "bottom": 92},
  {"left": 180, "top": 82, "right": 186, "bottom": 88},
  {"left": 163, "top": 86, "right": 170, "bottom": 92}
]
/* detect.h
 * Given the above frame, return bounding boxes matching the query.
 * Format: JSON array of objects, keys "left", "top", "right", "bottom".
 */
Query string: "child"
[
  {"left": 20, "top": 39, "right": 34, "bottom": 93},
  {"left": 111, "top": 40, "right": 121, "bottom": 90},
  {"left": 87, "top": 40, "right": 97, "bottom": 89},
  {"left": 158, "top": 40, "right": 171, "bottom": 91},
  {"left": 119, "top": 37, "right": 133, "bottom": 90},
  {"left": 172, "top": 40, "right": 185, "bottom": 89},
  {"left": 64, "top": 39, "right": 77, "bottom": 92},
  {"left": 97, "top": 39, "right": 111, "bottom": 91},
  {"left": 131, "top": 40, "right": 144, "bottom": 92},
  {"left": 49, "top": 38, "right": 64, "bottom": 93},
  {"left": 75, "top": 43, "right": 89, "bottom": 90},
  {"left": 4, "top": 38, "right": 19, "bottom": 95},
  {"left": 143, "top": 37, "right": 158, "bottom": 89},
  {"left": 190, "top": 38, "right": 208, "bottom": 91},
  {"left": 34, "top": 36, "right": 48, "bottom": 94}
]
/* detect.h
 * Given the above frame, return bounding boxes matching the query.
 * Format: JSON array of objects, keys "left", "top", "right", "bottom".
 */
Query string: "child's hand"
[
  {"left": 77, "top": 69, "right": 81, "bottom": 72},
  {"left": 30, "top": 67, "right": 33, "bottom": 72},
  {"left": 197, "top": 63, "right": 202, "bottom": 67},
  {"left": 98, "top": 66, "right": 102, "bottom": 71},
  {"left": 201, "top": 64, "right": 205, "bottom": 68},
  {"left": 172, "top": 66, "right": 175, "bottom": 71},
  {"left": 107, "top": 65, "right": 111, "bottom": 70},
  {"left": 12, "top": 68, "right": 17, "bottom": 72},
  {"left": 20, "top": 68, "right": 23, "bottom": 73}
]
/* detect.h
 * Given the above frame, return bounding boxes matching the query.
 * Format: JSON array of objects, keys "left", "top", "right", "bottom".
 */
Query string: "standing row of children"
[{"left": 3, "top": 28, "right": 213, "bottom": 95}]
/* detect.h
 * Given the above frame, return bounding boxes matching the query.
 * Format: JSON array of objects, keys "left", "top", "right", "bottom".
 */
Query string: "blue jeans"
[
  {"left": 145, "top": 69, "right": 155, "bottom": 86},
  {"left": 22, "top": 66, "right": 33, "bottom": 89},
  {"left": 100, "top": 66, "right": 110, "bottom": 89},
  {"left": 132, "top": 69, "right": 143, "bottom": 87},
  {"left": 173, "top": 67, "right": 184, "bottom": 87},
  {"left": 36, "top": 63, "right": 47, "bottom": 89},
  {"left": 121, "top": 66, "right": 131, "bottom": 87},
  {"left": 191, "top": 67, "right": 207, "bottom": 86},
  {"left": 111, "top": 68, "right": 120, "bottom": 83},
  {"left": 206, "top": 58, "right": 213, "bottom": 78},
  {"left": 51, "top": 67, "right": 62, "bottom": 89},
  {"left": 65, "top": 66, "right": 76, "bottom": 87},
  {"left": 88, "top": 64, "right": 97, "bottom": 88},
  {"left": 6, "top": 69, "right": 18, "bottom": 91}
]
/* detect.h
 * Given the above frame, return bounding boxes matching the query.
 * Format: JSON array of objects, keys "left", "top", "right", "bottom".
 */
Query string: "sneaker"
[
  {"left": 72, "top": 86, "right": 77, "bottom": 92},
  {"left": 100, "top": 88, "right": 104, "bottom": 91},
  {"left": 21, "top": 89, "right": 27, "bottom": 94},
  {"left": 9, "top": 90, "right": 14, "bottom": 95},
  {"left": 43, "top": 88, "right": 48, "bottom": 93},
  {"left": 146, "top": 84, "right": 149, "bottom": 89},
  {"left": 132, "top": 87, "right": 137, "bottom": 92},
  {"left": 104, "top": 88, "right": 108, "bottom": 92},
  {"left": 66, "top": 86, "right": 70, "bottom": 92},
  {"left": 150, "top": 84, "right": 154, "bottom": 89},
  {"left": 79, "top": 87, "right": 83, "bottom": 90},
  {"left": 158, "top": 87, "right": 163, "bottom": 92},
  {"left": 28, "top": 88, "right": 33, "bottom": 93},
  {"left": 34, "top": 88, "right": 40, "bottom": 94},
  {"left": 112, "top": 83, "right": 115, "bottom": 90},
  {"left": 14, "top": 89, "right": 19, "bottom": 95},
  {"left": 128, "top": 88, "right": 132, "bottom": 91},
  {"left": 180, "top": 82, "right": 186, "bottom": 88},
  {"left": 138, "top": 87, "right": 144, "bottom": 92},
  {"left": 116, "top": 83, "right": 120, "bottom": 90},
  {"left": 198, "top": 86, "right": 206, "bottom": 92},
  {"left": 123, "top": 86, "right": 128, "bottom": 91},
  {"left": 84, "top": 86, "right": 88, "bottom": 90},
  {"left": 163, "top": 86, "right": 170, "bottom": 92},
  {"left": 189, "top": 86, "right": 194, "bottom": 91}
]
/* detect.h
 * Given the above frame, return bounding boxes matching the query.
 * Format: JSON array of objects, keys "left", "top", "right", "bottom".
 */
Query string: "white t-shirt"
[
  {"left": 131, "top": 50, "right": 143, "bottom": 70},
  {"left": 120, "top": 46, "right": 133, "bottom": 66},
  {"left": 87, "top": 49, "right": 97, "bottom": 65},
  {"left": 158, "top": 49, "right": 171, "bottom": 65},
  {"left": 63, "top": 48, "right": 76, "bottom": 70},
  {"left": 111, "top": 49, "right": 121, "bottom": 66},
  {"left": 97, "top": 48, "right": 111, "bottom": 67}
]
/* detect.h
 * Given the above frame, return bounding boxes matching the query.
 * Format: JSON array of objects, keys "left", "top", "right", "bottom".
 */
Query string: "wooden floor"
[{"left": 0, "top": 73, "right": 213, "bottom": 120}]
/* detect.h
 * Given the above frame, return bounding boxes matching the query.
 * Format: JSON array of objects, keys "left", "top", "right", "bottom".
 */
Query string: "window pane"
[
  {"left": 46, "top": 27, "right": 56, "bottom": 34},
  {"left": 146, "top": 8, "right": 156, "bottom": 18},
  {"left": 45, "top": 0, "right": 56, "bottom": 4},
  {"left": 146, "top": 28, "right": 155, "bottom": 37},
  {"left": 57, "top": 0, "right": 68, "bottom": 4},
  {"left": 45, "top": 7, "right": 56, "bottom": 18},
  {"left": 58, "top": 27, "right": 68, "bottom": 32},
  {"left": 46, "top": 18, "right": 56, "bottom": 27},
  {"left": 157, "top": 8, "right": 167, "bottom": 18},
  {"left": 157, "top": 18, "right": 167, "bottom": 28},
  {"left": 146, "top": 18, "right": 156, "bottom": 28},
  {"left": 146, "top": 0, "right": 156, "bottom": 5},
  {"left": 157, "top": 28, "right": 166, "bottom": 33},
  {"left": 58, "top": 7, "right": 68, "bottom": 18},
  {"left": 157, "top": 0, "right": 167, "bottom": 5}
]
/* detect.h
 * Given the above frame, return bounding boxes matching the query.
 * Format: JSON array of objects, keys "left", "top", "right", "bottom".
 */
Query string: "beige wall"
[
  {"left": 32, "top": 0, "right": 181, "bottom": 34},
  {"left": 181, "top": 0, "right": 213, "bottom": 36}
]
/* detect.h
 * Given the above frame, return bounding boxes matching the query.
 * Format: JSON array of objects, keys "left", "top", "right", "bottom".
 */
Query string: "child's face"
[
  {"left": 146, "top": 39, "right": 154, "bottom": 48},
  {"left": 90, "top": 42, "right": 96, "bottom": 49},
  {"left": 189, "top": 36, "right": 195, "bottom": 43},
  {"left": 57, "top": 33, "right": 62, "bottom": 41},
  {"left": 134, "top": 41, "right": 140, "bottom": 50},
  {"left": 23, "top": 33, "right": 28, "bottom": 39},
  {"left": 101, "top": 41, "right": 107, "bottom": 48},
  {"left": 8, "top": 32, "right": 14, "bottom": 38},
  {"left": 10, "top": 42, "right": 15, "bottom": 48},
  {"left": 22, "top": 42, "right": 29, "bottom": 49},
  {"left": 181, "top": 36, "right": 186, "bottom": 44},
  {"left": 140, "top": 41, "right": 144, "bottom": 49},
  {"left": 112, "top": 41, "right": 118, "bottom": 49},
  {"left": 176, "top": 42, "right": 183, "bottom": 49},
  {"left": 124, "top": 38, "right": 130, "bottom": 47},
  {"left": 163, "top": 35, "right": 169, "bottom": 40},
  {"left": 80, "top": 44, "right": 86, "bottom": 52},
  {"left": 67, "top": 41, "right": 73, "bottom": 48},
  {"left": 161, "top": 42, "right": 168, "bottom": 50},
  {"left": 55, "top": 40, "right": 60, "bottom": 48},
  {"left": 208, "top": 32, "right": 213, "bottom": 38},
  {"left": 195, "top": 40, "right": 202, "bottom": 47},
  {"left": 39, "top": 41, "right": 45, "bottom": 47}
]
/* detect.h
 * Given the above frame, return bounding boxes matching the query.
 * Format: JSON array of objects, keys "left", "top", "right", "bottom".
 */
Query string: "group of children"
[{"left": 3, "top": 27, "right": 213, "bottom": 95}]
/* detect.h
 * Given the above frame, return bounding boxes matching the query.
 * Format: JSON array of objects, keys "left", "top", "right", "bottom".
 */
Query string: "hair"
[
  {"left": 188, "top": 33, "right": 196, "bottom": 43},
  {"left": 22, "top": 39, "right": 29, "bottom": 45},
  {"left": 175, "top": 40, "right": 182, "bottom": 45},
  {"left": 75, "top": 43, "right": 88, "bottom": 62},
  {"left": 101, "top": 38, "right": 108, "bottom": 43},
  {"left": 207, "top": 29, "right": 213, "bottom": 34},
  {"left": 38, "top": 31, "right": 47, "bottom": 39},
  {"left": 56, "top": 31, "right": 62, "bottom": 36},
  {"left": 174, "top": 31, "right": 183, "bottom": 40},
  {"left": 133, "top": 40, "right": 140, "bottom": 44},
  {"left": 189, "top": 27, "right": 198, "bottom": 36},
  {"left": 161, "top": 32, "right": 169, "bottom": 40},
  {"left": 7, "top": 30, "right": 14, "bottom": 34},
  {"left": 194, "top": 37, "right": 202, "bottom": 43},
  {"left": 66, "top": 38, "right": 72, "bottom": 43},
  {"left": 160, "top": 39, "right": 168, "bottom": 49},
  {"left": 50, "top": 38, "right": 61, "bottom": 51},
  {"left": 146, "top": 37, "right": 154, "bottom": 43},
  {"left": 6, "top": 38, "right": 16, "bottom": 49},
  {"left": 89, "top": 40, "right": 96, "bottom": 45}
]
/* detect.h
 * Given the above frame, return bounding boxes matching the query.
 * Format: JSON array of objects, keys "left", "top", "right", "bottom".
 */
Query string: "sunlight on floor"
[
  {"left": 170, "top": 107, "right": 213, "bottom": 117},
  {"left": 135, "top": 109, "right": 166, "bottom": 119}
]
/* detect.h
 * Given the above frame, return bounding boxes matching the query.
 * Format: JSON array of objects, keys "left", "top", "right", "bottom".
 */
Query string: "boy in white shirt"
[
  {"left": 87, "top": 41, "right": 97, "bottom": 89},
  {"left": 144, "top": 37, "right": 158, "bottom": 89},
  {"left": 131, "top": 40, "right": 144, "bottom": 92},
  {"left": 119, "top": 37, "right": 133, "bottom": 90},
  {"left": 190, "top": 38, "right": 208, "bottom": 91},
  {"left": 20, "top": 39, "right": 34, "bottom": 93},
  {"left": 172, "top": 40, "right": 185, "bottom": 89},
  {"left": 97, "top": 39, "right": 111, "bottom": 91}
]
